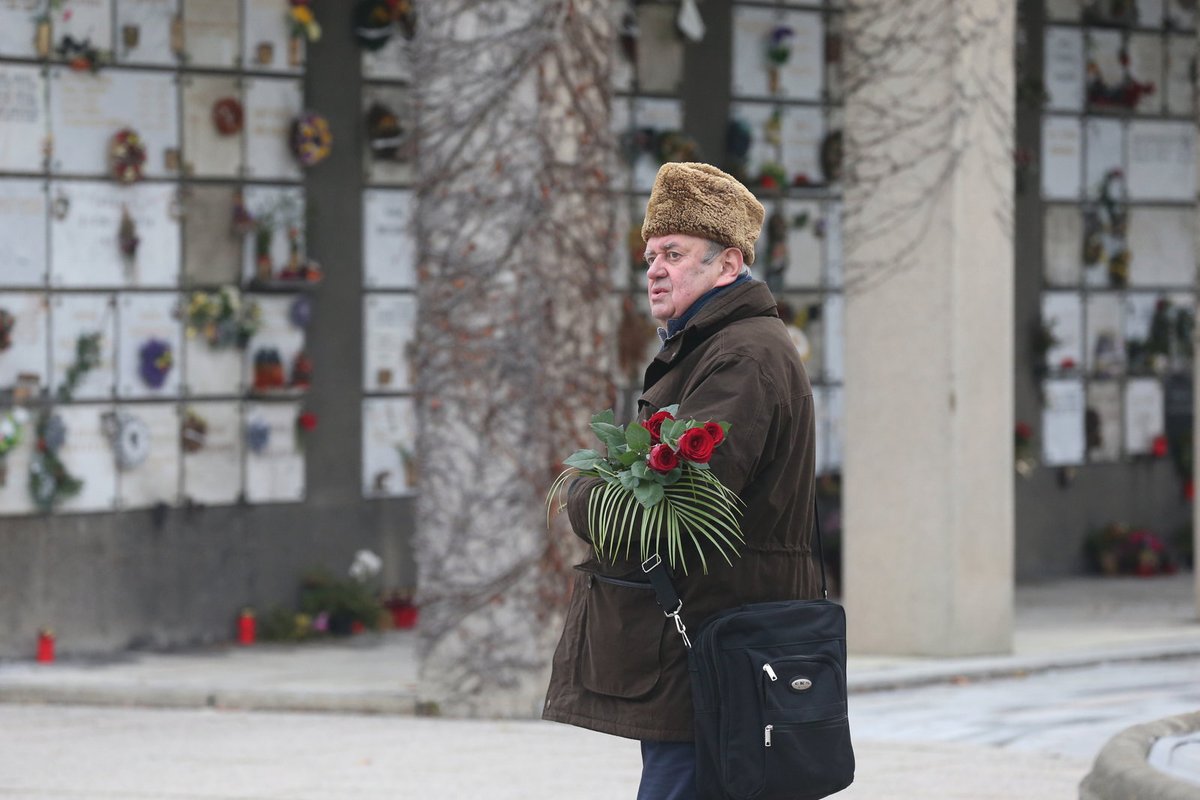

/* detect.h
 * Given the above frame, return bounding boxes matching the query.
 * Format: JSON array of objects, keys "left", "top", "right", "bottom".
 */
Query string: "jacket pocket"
[{"left": 579, "top": 576, "right": 669, "bottom": 699}]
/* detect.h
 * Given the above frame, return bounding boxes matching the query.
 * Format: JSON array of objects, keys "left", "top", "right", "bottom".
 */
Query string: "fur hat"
[{"left": 641, "top": 162, "right": 765, "bottom": 265}]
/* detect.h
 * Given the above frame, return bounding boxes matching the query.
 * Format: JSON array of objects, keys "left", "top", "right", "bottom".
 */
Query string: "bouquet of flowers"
[{"left": 548, "top": 406, "right": 744, "bottom": 574}]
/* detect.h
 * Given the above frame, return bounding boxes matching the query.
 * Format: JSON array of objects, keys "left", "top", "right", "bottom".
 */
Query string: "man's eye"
[{"left": 667, "top": 251, "right": 681, "bottom": 261}]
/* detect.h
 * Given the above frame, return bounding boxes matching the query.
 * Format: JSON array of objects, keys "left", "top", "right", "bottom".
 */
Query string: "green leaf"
[
  {"left": 625, "top": 420, "right": 652, "bottom": 451},
  {"left": 689, "top": 460, "right": 710, "bottom": 471},
  {"left": 633, "top": 481, "right": 664, "bottom": 509},
  {"left": 630, "top": 460, "right": 649, "bottom": 479},
  {"left": 661, "top": 466, "right": 683, "bottom": 486},
  {"left": 590, "top": 422, "right": 626, "bottom": 453},
  {"left": 659, "top": 404, "right": 680, "bottom": 417},
  {"left": 718, "top": 421, "right": 731, "bottom": 434},
  {"left": 591, "top": 409, "right": 615, "bottom": 426},
  {"left": 616, "top": 449, "right": 641, "bottom": 467},
  {"left": 563, "top": 449, "right": 602, "bottom": 470},
  {"left": 618, "top": 470, "right": 640, "bottom": 491}
]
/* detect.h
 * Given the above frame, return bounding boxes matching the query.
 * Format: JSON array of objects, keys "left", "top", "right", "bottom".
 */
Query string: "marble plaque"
[
  {"left": 181, "top": 184, "right": 242, "bottom": 285},
  {"left": 0, "top": 0, "right": 40, "bottom": 58},
  {"left": 1126, "top": 207, "right": 1194, "bottom": 287},
  {"left": 1087, "top": 29, "right": 1124, "bottom": 91},
  {"left": 823, "top": 385, "right": 844, "bottom": 473},
  {"left": 50, "top": 292, "right": 116, "bottom": 400},
  {"left": 1041, "top": 379, "right": 1085, "bottom": 466},
  {"left": 1084, "top": 118, "right": 1124, "bottom": 199},
  {"left": 244, "top": 0, "right": 301, "bottom": 73},
  {"left": 782, "top": 105, "right": 824, "bottom": 185},
  {"left": 1128, "top": 33, "right": 1164, "bottom": 116},
  {"left": 0, "top": 64, "right": 48, "bottom": 172},
  {"left": 361, "top": 29, "right": 413, "bottom": 82},
  {"left": 0, "top": 178, "right": 48, "bottom": 286},
  {"left": 243, "top": 77, "right": 302, "bottom": 180},
  {"left": 49, "top": 68, "right": 179, "bottom": 178},
  {"left": 1042, "top": 292, "right": 1084, "bottom": 371},
  {"left": 362, "top": 397, "right": 416, "bottom": 498},
  {"left": 730, "top": 102, "right": 778, "bottom": 188},
  {"left": 1127, "top": 120, "right": 1196, "bottom": 201},
  {"left": 1165, "top": 35, "right": 1195, "bottom": 117},
  {"left": 363, "top": 294, "right": 416, "bottom": 393},
  {"left": 184, "top": 319, "right": 244, "bottom": 397},
  {"left": 0, "top": 403, "right": 36, "bottom": 514},
  {"left": 115, "top": 402, "right": 181, "bottom": 508},
  {"left": 363, "top": 188, "right": 415, "bottom": 289},
  {"left": 115, "top": 0, "right": 179, "bottom": 66},
  {"left": 1086, "top": 380, "right": 1122, "bottom": 462},
  {"left": 116, "top": 291, "right": 181, "bottom": 398},
  {"left": 362, "top": 83, "right": 414, "bottom": 186},
  {"left": 50, "top": 180, "right": 182, "bottom": 288},
  {"left": 1138, "top": 0, "right": 1165, "bottom": 27},
  {"left": 631, "top": 97, "right": 683, "bottom": 192},
  {"left": 0, "top": 291, "right": 48, "bottom": 390},
  {"left": 182, "top": 0, "right": 239, "bottom": 69},
  {"left": 239, "top": 185, "right": 304, "bottom": 282},
  {"left": 1046, "top": 0, "right": 1083, "bottom": 20},
  {"left": 181, "top": 74, "right": 243, "bottom": 178},
  {"left": 636, "top": 3, "right": 683, "bottom": 94},
  {"left": 54, "top": 403, "right": 119, "bottom": 512},
  {"left": 243, "top": 400, "right": 305, "bottom": 503},
  {"left": 822, "top": 202, "right": 843, "bottom": 288},
  {"left": 731, "top": 5, "right": 822, "bottom": 101},
  {"left": 181, "top": 400, "right": 242, "bottom": 504},
  {"left": 779, "top": 292, "right": 822, "bottom": 379},
  {"left": 242, "top": 294, "right": 305, "bottom": 393},
  {"left": 1042, "top": 116, "right": 1083, "bottom": 200},
  {"left": 1044, "top": 27, "right": 1084, "bottom": 113},
  {"left": 783, "top": 200, "right": 821, "bottom": 287},
  {"left": 1124, "top": 378, "right": 1165, "bottom": 455},
  {"left": 1166, "top": 0, "right": 1196, "bottom": 30},
  {"left": 1085, "top": 293, "right": 1125, "bottom": 377},
  {"left": 56, "top": 0, "right": 113, "bottom": 53},
  {"left": 822, "top": 293, "right": 843, "bottom": 382},
  {"left": 1124, "top": 292, "right": 1160, "bottom": 345},
  {"left": 1043, "top": 205, "right": 1082, "bottom": 287}
]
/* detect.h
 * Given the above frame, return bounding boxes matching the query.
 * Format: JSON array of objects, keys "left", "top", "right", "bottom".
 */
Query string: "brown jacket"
[{"left": 542, "top": 279, "right": 820, "bottom": 741}]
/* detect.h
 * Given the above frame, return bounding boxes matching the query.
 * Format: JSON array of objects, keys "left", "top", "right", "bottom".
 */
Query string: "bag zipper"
[
  {"left": 765, "top": 724, "right": 773, "bottom": 747},
  {"left": 763, "top": 663, "right": 778, "bottom": 681}
]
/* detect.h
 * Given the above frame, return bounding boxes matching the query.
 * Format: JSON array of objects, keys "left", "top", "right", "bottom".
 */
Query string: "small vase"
[{"left": 35, "top": 19, "right": 51, "bottom": 59}]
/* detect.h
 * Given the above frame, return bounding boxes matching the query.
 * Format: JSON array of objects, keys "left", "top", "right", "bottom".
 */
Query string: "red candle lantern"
[
  {"left": 36, "top": 629, "right": 54, "bottom": 663},
  {"left": 237, "top": 608, "right": 256, "bottom": 645}
]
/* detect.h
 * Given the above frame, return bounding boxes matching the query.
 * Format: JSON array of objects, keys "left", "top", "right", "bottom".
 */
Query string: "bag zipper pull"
[
  {"left": 764, "top": 724, "right": 773, "bottom": 747},
  {"left": 762, "top": 663, "right": 778, "bottom": 681}
]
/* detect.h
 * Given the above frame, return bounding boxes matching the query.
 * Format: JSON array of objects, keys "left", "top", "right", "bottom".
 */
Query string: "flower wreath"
[
  {"left": 138, "top": 338, "right": 174, "bottom": 389},
  {"left": 212, "top": 97, "right": 244, "bottom": 136},
  {"left": 290, "top": 111, "right": 333, "bottom": 167},
  {"left": 109, "top": 128, "right": 147, "bottom": 184},
  {"left": 102, "top": 411, "right": 151, "bottom": 471},
  {"left": 353, "top": 0, "right": 415, "bottom": 50}
]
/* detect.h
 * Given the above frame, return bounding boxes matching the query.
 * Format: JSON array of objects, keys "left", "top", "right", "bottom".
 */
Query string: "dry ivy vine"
[{"left": 411, "top": 0, "right": 617, "bottom": 715}]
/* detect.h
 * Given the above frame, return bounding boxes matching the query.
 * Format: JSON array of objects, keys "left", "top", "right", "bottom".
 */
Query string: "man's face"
[{"left": 644, "top": 234, "right": 734, "bottom": 327}]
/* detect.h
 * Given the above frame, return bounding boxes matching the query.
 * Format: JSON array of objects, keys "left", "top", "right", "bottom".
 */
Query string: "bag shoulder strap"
[{"left": 642, "top": 500, "right": 829, "bottom": 647}]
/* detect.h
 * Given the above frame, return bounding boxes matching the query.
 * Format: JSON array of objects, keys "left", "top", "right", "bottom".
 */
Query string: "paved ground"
[{"left": 1, "top": 657, "right": 1197, "bottom": 799}]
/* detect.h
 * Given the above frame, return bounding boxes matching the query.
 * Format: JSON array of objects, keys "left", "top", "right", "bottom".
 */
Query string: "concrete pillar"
[{"left": 841, "top": 0, "right": 1016, "bottom": 656}]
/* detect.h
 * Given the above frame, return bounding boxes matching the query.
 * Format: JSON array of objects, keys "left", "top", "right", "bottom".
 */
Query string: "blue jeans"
[{"left": 637, "top": 740, "right": 696, "bottom": 800}]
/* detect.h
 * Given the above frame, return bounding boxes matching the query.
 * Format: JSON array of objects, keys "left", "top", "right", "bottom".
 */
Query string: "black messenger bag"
[{"left": 641, "top": 508, "right": 855, "bottom": 800}]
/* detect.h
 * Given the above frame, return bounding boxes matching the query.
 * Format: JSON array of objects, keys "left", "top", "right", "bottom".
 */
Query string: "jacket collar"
[{"left": 643, "top": 279, "right": 779, "bottom": 392}]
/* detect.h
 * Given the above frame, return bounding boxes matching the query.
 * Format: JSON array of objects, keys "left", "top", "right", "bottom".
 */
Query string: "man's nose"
[{"left": 646, "top": 260, "right": 666, "bottom": 280}]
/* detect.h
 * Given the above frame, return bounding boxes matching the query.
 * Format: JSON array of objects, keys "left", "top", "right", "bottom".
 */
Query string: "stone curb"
[{"left": 1079, "top": 712, "right": 1200, "bottom": 800}]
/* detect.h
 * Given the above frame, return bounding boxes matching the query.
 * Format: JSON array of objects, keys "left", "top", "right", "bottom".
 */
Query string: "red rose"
[
  {"left": 703, "top": 421, "right": 725, "bottom": 447},
  {"left": 1151, "top": 435, "right": 1168, "bottom": 458},
  {"left": 677, "top": 427, "right": 715, "bottom": 464},
  {"left": 647, "top": 443, "right": 679, "bottom": 473},
  {"left": 642, "top": 410, "right": 674, "bottom": 444},
  {"left": 297, "top": 411, "right": 318, "bottom": 432}
]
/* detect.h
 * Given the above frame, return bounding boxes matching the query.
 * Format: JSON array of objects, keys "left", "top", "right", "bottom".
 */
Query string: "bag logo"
[{"left": 789, "top": 676, "right": 813, "bottom": 692}]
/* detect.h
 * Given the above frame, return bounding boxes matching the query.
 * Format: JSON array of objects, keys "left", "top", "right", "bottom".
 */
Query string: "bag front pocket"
[
  {"left": 760, "top": 716, "right": 855, "bottom": 800},
  {"left": 759, "top": 654, "right": 846, "bottom": 722}
]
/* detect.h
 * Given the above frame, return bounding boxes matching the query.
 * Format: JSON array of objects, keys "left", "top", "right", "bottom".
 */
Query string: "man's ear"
[{"left": 717, "top": 247, "right": 744, "bottom": 285}]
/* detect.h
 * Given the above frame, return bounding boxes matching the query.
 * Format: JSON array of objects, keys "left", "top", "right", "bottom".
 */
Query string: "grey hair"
[{"left": 700, "top": 238, "right": 752, "bottom": 276}]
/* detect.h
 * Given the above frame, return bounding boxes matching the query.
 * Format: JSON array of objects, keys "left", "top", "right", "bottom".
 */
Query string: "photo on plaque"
[
  {"left": 0, "top": 291, "right": 48, "bottom": 392},
  {"left": 244, "top": 0, "right": 302, "bottom": 73},
  {"left": 0, "top": 178, "right": 48, "bottom": 286},
  {"left": 113, "top": 402, "right": 181, "bottom": 509},
  {"left": 0, "top": 64, "right": 48, "bottom": 172},
  {"left": 362, "top": 188, "right": 415, "bottom": 289},
  {"left": 1086, "top": 380, "right": 1122, "bottom": 462},
  {"left": 54, "top": 402, "right": 119, "bottom": 513},
  {"left": 50, "top": 292, "right": 116, "bottom": 400},
  {"left": 181, "top": 400, "right": 244, "bottom": 505},
  {"left": 362, "top": 397, "right": 416, "bottom": 498},
  {"left": 50, "top": 180, "right": 182, "bottom": 288},
  {"left": 1044, "top": 27, "right": 1084, "bottom": 113},
  {"left": 363, "top": 294, "right": 416, "bottom": 393},
  {"left": 115, "top": 0, "right": 179, "bottom": 66},
  {"left": 783, "top": 200, "right": 822, "bottom": 288},
  {"left": 1043, "top": 205, "right": 1082, "bottom": 287},
  {"left": 1041, "top": 379, "right": 1085, "bottom": 467},
  {"left": 243, "top": 400, "right": 305, "bottom": 503},
  {"left": 181, "top": 74, "right": 243, "bottom": 178},
  {"left": 1041, "top": 116, "right": 1083, "bottom": 200},
  {"left": 49, "top": 68, "right": 179, "bottom": 178},
  {"left": 181, "top": 0, "right": 239, "bottom": 69},
  {"left": 116, "top": 291, "right": 182, "bottom": 398},
  {"left": 243, "top": 77, "right": 303, "bottom": 181},
  {"left": 182, "top": 184, "right": 242, "bottom": 286},
  {"left": 362, "top": 84, "right": 414, "bottom": 186}
]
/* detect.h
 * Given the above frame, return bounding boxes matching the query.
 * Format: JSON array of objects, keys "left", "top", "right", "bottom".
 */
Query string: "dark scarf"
[{"left": 659, "top": 272, "right": 752, "bottom": 344}]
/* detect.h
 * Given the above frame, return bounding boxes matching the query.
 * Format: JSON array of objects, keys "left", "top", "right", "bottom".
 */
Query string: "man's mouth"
[{"left": 650, "top": 287, "right": 669, "bottom": 299}]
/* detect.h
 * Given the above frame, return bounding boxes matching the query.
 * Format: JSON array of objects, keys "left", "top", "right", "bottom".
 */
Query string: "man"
[{"left": 543, "top": 162, "right": 821, "bottom": 799}]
